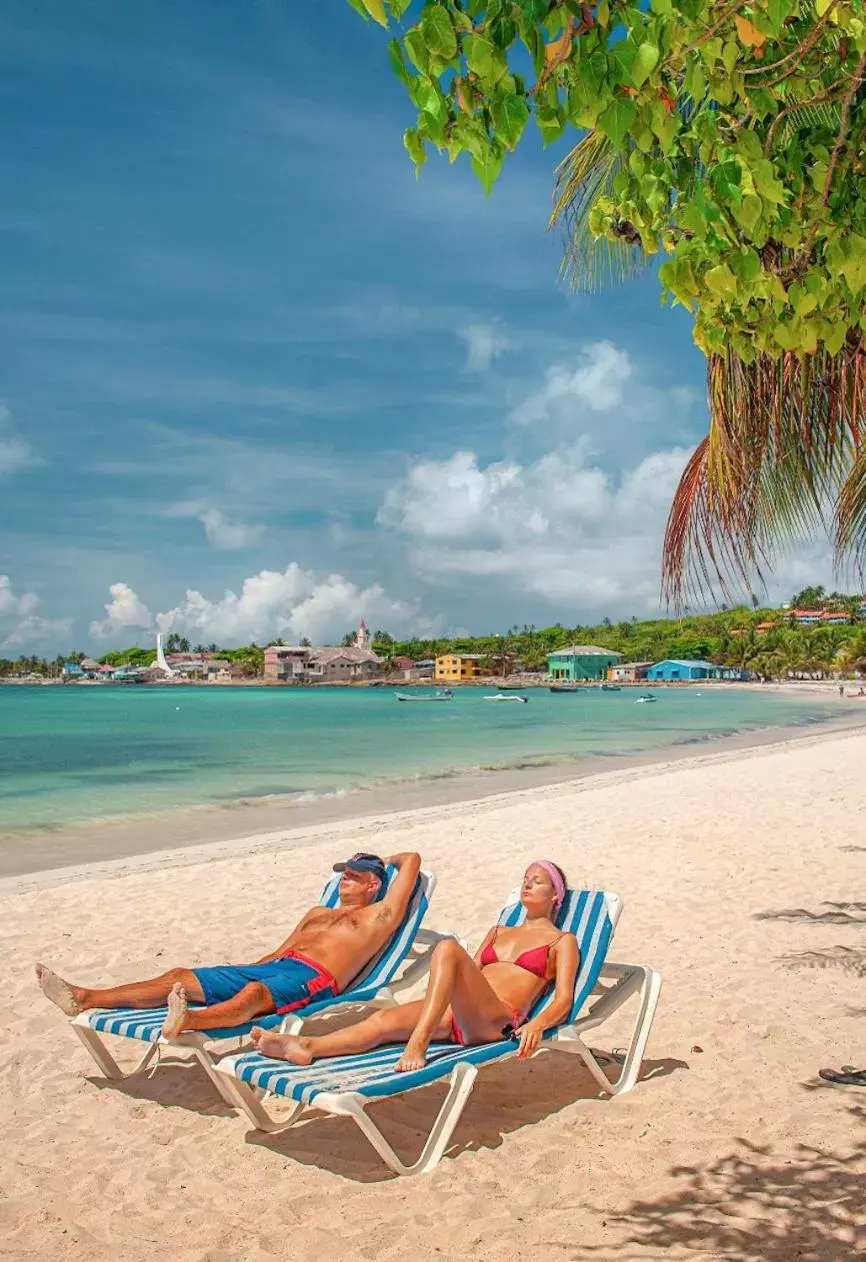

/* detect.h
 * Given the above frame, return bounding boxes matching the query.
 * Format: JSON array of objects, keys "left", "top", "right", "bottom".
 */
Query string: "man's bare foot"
[
  {"left": 162, "top": 982, "right": 189, "bottom": 1037},
  {"left": 250, "top": 1026, "right": 314, "bottom": 1065},
  {"left": 35, "top": 963, "right": 82, "bottom": 1016},
  {"left": 396, "top": 1035, "right": 429, "bottom": 1072}
]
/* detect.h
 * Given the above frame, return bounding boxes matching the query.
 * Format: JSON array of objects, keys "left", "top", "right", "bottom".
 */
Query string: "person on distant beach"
[
  {"left": 35, "top": 851, "right": 421, "bottom": 1036},
  {"left": 250, "top": 860, "right": 579, "bottom": 1072}
]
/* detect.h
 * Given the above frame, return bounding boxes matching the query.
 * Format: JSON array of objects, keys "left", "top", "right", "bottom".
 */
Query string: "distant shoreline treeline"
[{"left": 3, "top": 587, "right": 866, "bottom": 680}]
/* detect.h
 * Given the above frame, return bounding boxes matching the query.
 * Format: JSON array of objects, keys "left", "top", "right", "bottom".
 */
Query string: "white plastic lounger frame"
[
  {"left": 71, "top": 867, "right": 437, "bottom": 1106},
  {"left": 216, "top": 888, "right": 662, "bottom": 1176}
]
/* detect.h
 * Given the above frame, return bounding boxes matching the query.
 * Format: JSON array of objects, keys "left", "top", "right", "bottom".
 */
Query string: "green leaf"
[
  {"left": 345, "top": 0, "right": 372, "bottom": 22},
  {"left": 734, "top": 193, "right": 762, "bottom": 235},
  {"left": 630, "top": 41, "right": 659, "bottom": 88},
  {"left": 722, "top": 41, "right": 738, "bottom": 73},
  {"left": 823, "top": 320, "right": 848, "bottom": 355},
  {"left": 403, "top": 127, "right": 427, "bottom": 171},
  {"left": 598, "top": 97, "right": 637, "bottom": 149},
  {"left": 492, "top": 92, "right": 530, "bottom": 148},
  {"left": 704, "top": 264, "right": 738, "bottom": 299},
  {"left": 472, "top": 141, "right": 505, "bottom": 195},
  {"left": 403, "top": 28, "right": 430, "bottom": 73},
  {"left": 361, "top": 0, "right": 388, "bottom": 28},
  {"left": 388, "top": 0, "right": 412, "bottom": 17},
  {"left": 387, "top": 38, "right": 413, "bottom": 87},
  {"left": 421, "top": 5, "right": 457, "bottom": 59},
  {"left": 464, "top": 34, "right": 495, "bottom": 78},
  {"left": 537, "top": 107, "right": 566, "bottom": 145}
]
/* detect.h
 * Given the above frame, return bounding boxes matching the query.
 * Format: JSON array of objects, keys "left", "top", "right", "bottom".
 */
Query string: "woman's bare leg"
[
  {"left": 249, "top": 999, "right": 451, "bottom": 1066},
  {"left": 35, "top": 963, "right": 204, "bottom": 1015},
  {"left": 398, "top": 939, "right": 515, "bottom": 1071}
]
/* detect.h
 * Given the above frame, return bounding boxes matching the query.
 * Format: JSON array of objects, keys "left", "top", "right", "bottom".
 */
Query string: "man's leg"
[
  {"left": 162, "top": 980, "right": 275, "bottom": 1037},
  {"left": 249, "top": 999, "right": 450, "bottom": 1065},
  {"left": 36, "top": 963, "right": 204, "bottom": 1016}
]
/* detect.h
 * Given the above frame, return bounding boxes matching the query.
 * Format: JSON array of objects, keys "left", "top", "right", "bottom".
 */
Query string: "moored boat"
[{"left": 483, "top": 693, "right": 528, "bottom": 703}]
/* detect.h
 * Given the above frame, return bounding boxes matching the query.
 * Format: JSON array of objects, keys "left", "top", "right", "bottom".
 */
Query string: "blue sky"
[{"left": 0, "top": 0, "right": 830, "bottom": 653}]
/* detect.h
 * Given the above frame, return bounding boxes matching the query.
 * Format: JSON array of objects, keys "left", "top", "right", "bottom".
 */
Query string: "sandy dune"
[{"left": 2, "top": 727, "right": 865, "bottom": 1260}]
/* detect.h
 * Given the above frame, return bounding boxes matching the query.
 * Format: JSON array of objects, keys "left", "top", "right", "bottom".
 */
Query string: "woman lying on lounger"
[{"left": 250, "top": 860, "right": 579, "bottom": 1072}]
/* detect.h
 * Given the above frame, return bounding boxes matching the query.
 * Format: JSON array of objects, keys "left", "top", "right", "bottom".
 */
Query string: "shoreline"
[{"left": 4, "top": 709, "right": 865, "bottom": 888}]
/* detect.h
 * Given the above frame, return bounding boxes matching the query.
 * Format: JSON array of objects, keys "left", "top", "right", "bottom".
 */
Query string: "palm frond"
[
  {"left": 549, "top": 131, "right": 648, "bottom": 293},
  {"left": 663, "top": 339, "right": 865, "bottom": 608}
]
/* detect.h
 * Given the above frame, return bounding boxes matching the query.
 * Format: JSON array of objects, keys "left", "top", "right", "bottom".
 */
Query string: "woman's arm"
[{"left": 515, "top": 933, "right": 580, "bottom": 1059}]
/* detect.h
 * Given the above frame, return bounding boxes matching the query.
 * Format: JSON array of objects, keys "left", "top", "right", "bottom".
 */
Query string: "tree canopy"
[{"left": 346, "top": 0, "right": 866, "bottom": 603}]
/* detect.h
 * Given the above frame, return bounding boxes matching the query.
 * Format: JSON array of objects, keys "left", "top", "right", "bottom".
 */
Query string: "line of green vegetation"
[{"left": 2, "top": 587, "right": 865, "bottom": 680}]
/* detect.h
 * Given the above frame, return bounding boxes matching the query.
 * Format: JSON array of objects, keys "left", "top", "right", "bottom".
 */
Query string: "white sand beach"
[{"left": 3, "top": 726, "right": 866, "bottom": 1261}]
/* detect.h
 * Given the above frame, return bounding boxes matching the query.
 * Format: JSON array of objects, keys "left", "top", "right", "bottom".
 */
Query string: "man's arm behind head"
[{"left": 376, "top": 852, "right": 422, "bottom": 928}]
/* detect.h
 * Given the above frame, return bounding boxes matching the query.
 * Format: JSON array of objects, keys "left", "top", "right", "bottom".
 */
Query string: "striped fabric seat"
[
  {"left": 83, "top": 867, "right": 432, "bottom": 1044},
  {"left": 231, "top": 888, "right": 614, "bottom": 1108},
  {"left": 72, "top": 867, "right": 436, "bottom": 1105}
]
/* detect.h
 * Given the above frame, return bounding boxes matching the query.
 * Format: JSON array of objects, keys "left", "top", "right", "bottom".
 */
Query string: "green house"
[{"left": 546, "top": 644, "right": 623, "bottom": 682}]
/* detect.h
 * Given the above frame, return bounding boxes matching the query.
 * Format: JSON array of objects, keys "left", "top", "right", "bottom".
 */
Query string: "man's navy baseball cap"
[{"left": 333, "top": 852, "right": 388, "bottom": 887}]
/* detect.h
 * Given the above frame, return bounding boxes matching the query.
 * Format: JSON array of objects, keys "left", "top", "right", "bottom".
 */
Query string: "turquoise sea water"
[{"left": 0, "top": 683, "right": 847, "bottom": 836}]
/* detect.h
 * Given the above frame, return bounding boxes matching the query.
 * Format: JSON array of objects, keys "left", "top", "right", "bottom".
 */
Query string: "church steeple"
[{"left": 355, "top": 618, "right": 370, "bottom": 650}]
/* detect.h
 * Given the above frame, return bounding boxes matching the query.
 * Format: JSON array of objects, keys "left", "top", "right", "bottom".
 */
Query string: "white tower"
[
  {"left": 154, "top": 632, "right": 174, "bottom": 676},
  {"left": 355, "top": 618, "right": 370, "bottom": 650}
]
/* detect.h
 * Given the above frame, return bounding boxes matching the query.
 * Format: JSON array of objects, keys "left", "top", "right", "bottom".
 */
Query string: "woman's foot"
[
  {"left": 35, "top": 963, "right": 83, "bottom": 1016},
  {"left": 250, "top": 1026, "right": 314, "bottom": 1065},
  {"left": 162, "top": 982, "right": 188, "bottom": 1037},
  {"left": 397, "top": 1034, "right": 430, "bottom": 1072}
]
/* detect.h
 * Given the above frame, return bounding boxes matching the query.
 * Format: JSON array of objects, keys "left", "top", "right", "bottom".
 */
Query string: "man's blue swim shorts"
[{"left": 192, "top": 950, "right": 338, "bottom": 1015}]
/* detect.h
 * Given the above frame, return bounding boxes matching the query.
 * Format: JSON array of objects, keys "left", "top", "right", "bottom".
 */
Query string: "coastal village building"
[
  {"left": 546, "top": 645, "right": 622, "bottom": 682},
  {"left": 263, "top": 619, "right": 381, "bottom": 683},
  {"left": 434, "top": 654, "right": 491, "bottom": 682},
  {"left": 646, "top": 659, "right": 737, "bottom": 681},
  {"left": 607, "top": 660, "right": 653, "bottom": 683}
]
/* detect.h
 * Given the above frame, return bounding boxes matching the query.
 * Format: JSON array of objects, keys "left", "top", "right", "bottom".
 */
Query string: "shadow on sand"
[
  {"left": 775, "top": 944, "right": 866, "bottom": 979},
  {"left": 242, "top": 1050, "right": 688, "bottom": 1183},
  {"left": 585, "top": 1104, "right": 866, "bottom": 1259},
  {"left": 755, "top": 901, "right": 866, "bottom": 924}
]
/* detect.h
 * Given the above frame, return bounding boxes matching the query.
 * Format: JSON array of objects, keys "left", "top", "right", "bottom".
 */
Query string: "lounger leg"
[
  {"left": 213, "top": 1062, "right": 306, "bottom": 1132},
  {"left": 330, "top": 1063, "right": 479, "bottom": 1177},
  {"left": 72, "top": 1020, "right": 159, "bottom": 1080},
  {"left": 555, "top": 964, "right": 662, "bottom": 1096}
]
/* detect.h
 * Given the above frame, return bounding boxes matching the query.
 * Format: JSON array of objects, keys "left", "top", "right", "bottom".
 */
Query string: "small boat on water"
[
  {"left": 635, "top": 694, "right": 657, "bottom": 704},
  {"left": 548, "top": 683, "right": 586, "bottom": 693},
  {"left": 484, "top": 693, "right": 528, "bottom": 703},
  {"left": 395, "top": 689, "right": 453, "bottom": 702},
  {"left": 601, "top": 683, "right": 622, "bottom": 692}
]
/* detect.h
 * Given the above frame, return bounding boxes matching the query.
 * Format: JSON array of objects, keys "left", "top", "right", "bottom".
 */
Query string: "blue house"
[
  {"left": 646, "top": 659, "right": 735, "bottom": 681},
  {"left": 62, "top": 661, "right": 85, "bottom": 678}
]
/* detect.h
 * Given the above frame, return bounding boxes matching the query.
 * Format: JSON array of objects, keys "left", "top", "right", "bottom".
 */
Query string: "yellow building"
[{"left": 434, "top": 654, "right": 490, "bottom": 682}]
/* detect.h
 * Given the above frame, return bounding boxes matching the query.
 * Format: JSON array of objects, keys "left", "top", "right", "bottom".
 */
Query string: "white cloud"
[
  {"left": 509, "top": 341, "right": 633, "bottom": 425},
  {"left": 378, "top": 444, "right": 694, "bottom": 614},
  {"left": 151, "top": 563, "right": 439, "bottom": 645},
  {"left": 458, "top": 322, "right": 510, "bottom": 373},
  {"left": 0, "top": 575, "right": 70, "bottom": 652},
  {"left": 0, "top": 407, "right": 39, "bottom": 477},
  {"left": 89, "top": 582, "right": 153, "bottom": 640},
  {"left": 167, "top": 500, "right": 263, "bottom": 550}
]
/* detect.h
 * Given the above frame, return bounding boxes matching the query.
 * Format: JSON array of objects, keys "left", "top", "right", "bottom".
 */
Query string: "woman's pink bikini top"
[{"left": 479, "top": 927, "right": 563, "bottom": 979}]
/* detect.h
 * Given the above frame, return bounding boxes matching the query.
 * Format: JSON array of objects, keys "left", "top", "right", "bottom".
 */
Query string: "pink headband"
[{"left": 534, "top": 861, "right": 566, "bottom": 915}]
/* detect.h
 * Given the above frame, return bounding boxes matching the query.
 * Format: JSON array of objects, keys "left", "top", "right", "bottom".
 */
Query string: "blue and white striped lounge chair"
[
  {"left": 215, "top": 887, "right": 662, "bottom": 1176},
  {"left": 70, "top": 866, "right": 437, "bottom": 1106}
]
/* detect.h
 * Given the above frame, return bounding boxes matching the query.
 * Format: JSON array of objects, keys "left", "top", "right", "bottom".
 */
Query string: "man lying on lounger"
[{"left": 35, "top": 851, "right": 421, "bottom": 1037}]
